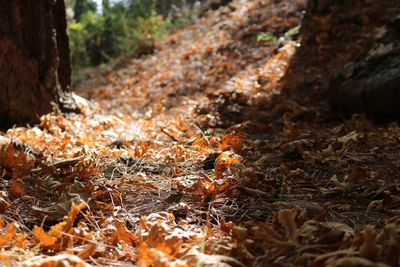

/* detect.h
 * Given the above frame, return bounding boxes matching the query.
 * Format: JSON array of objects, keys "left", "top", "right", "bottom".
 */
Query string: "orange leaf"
[
  {"left": 15, "top": 234, "right": 28, "bottom": 248},
  {"left": 219, "top": 132, "right": 243, "bottom": 152},
  {"left": 48, "top": 221, "right": 67, "bottom": 239},
  {"left": 33, "top": 226, "right": 57, "bottom": 247},
  {"left": 78, "top": 243, "right": 97, "bottom": 259},
  {"left": 8, "top": 177, "right": 25, "bottom": 197},
  {"left": 215, "top": 152, "right": 241, "bottom": 179},
  {"left": 0, "top": 254, "right": 11, "bottom": 264},
  {"left": 4, "top": 143, "right": 16, "bottom": 169},
  {"left": 0, "top": 217, "right": 5, "bottom": 229},
  {"left": 93, "top": 201, "right": 114, "bottom": 211},
  {"left": 64, "top": 202, "right": 88, "bottom": 232},
  {"left": 0, "top": 223, "right": 17, "bottom": 248},
  {"left": 220, "top": 218, "right": 234, "bottom": 233},
  {"left": 114, "top": 221, "right": 138, "bottom": 246}
]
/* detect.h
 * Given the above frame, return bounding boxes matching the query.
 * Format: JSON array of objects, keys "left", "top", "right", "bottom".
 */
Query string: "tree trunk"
[
  {"left": 280, "top": 0, "right": 399, "bottom": 121},
  {"left": 329, "top": 15, "right": 400, "bottom": 120},
  {"left": 0, "top": 0, "right": 79, "bottom": 128},
  {"left": 199, "top": 0, "right": 233, "bottom": 16}
]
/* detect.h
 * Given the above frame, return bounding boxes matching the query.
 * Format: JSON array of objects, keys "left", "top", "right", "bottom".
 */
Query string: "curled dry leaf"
[
  {"left": 78, "top": 243, "right": 97, "bottom": 260},
  {"left": 276, "top": 209, "right": 299, "bottom": 242},
  {"left": 63, "top": 202, "right": 88, "bottom": 232},
  {"left": 33, "top": 226, "right": 58, "bottom": 248},
  {"left": 313, "top": 248, "right": 357, "bottom": 266},
  {"left": 113, "top": 221, "right": 138, "bottom": 246},
  {"left": 138, "top": 212, "right": 205, "bottom": 266},
  {"left": 359, "top": 225, "right": 378, "bottom": 261},
  {"left": 251, "top": 223, "right": 285, "bottom": 244}
]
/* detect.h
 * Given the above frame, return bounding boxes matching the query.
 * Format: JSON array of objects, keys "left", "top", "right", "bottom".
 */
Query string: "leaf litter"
[{"left": 0, "top": 0, "right": 400, "bottom": 266}]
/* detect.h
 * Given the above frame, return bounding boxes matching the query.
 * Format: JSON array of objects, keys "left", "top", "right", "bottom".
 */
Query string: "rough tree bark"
[
  {"left": 0, "top": 0, "right": 79, "bottom": 128},
  {"left": 199, "top": 0, "right": 233, "bottom": 16},
  {"left": 329, "top": 15, "right": 400, "bottom": 120},
  {"left": 282, "top": 0, "right": 399, "bottom": 121}
]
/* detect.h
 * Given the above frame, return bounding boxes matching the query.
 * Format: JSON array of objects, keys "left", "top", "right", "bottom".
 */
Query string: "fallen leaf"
[
  {"left": 33, "top": 226, "right": 57, "bottom": 248},
  {"left": 0, "top": 223, "right": 17, "bottom": 248}
]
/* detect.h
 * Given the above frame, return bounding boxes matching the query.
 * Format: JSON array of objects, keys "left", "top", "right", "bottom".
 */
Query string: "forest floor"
[{"left": 1, "top": 0, "right": 400, "bottom": 266}]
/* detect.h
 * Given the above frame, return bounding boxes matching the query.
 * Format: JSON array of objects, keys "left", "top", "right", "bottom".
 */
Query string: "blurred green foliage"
[
  {"left": 256, "top": 32, "right": 278, "bottom": 43},
  {"left": 67, "top": 0, "right": 200, "bottom": 83}
]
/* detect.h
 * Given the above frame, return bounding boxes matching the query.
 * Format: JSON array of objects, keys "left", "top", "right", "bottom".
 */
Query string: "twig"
[
  {"left": 160, "top": 127, "right": 179, "bottom": 142},
  {"left": 48, "top": 156, "right": 85, "bottom": 169},
  {"left": 194, "top": 124, "right": 213, "bottom": 149}
]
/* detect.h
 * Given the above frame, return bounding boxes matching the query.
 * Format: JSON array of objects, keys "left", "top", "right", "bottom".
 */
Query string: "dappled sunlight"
[{"left": 0, "top": 0, "right": 399, "bottom": 266}]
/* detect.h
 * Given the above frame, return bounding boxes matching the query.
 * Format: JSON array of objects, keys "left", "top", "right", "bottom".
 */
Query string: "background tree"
[
  {"left": 0, "top": 0, "right": 79, "bottom": 128},
  {"left": 67, "top": 0, "right": 201, "bottom": 83},
  {"left": 73, "top": 0, "right": 97, "bottom": 21}
]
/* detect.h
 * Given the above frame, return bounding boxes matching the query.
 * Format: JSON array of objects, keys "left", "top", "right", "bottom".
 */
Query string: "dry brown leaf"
[
  {"left": 327, "top": 256, "right": 389, "bottom": 267},
  {"left": 359, "top": 225, "right": 378, "bottom": 261},
  {"left": 8, "top": 177, "right": 25, "bottom": 197},
  {"left": 320, "top": 221, "right": 354, "bottom": 243},
  {"left": 0, "top": 1, "right": 395, "bottom": 266},
  {"left": 276, "top": 209, "right": 298, "bottom": 242},
  {"left": 313, "top": 248, "right": 357, "bottom": 266},
  {"left": 252, "top": 223, "right": 285, "bottom": 244},
  {"left": 232, "top": 226, "right": 248, "bottom": 241},
  {"left": 337, "top": 131, "right": 360, "bottom": 146},
  {"left": 345, "top": 166, "right": 368, "bottom": 183},
  {"left": 0, "top": 197, "right": 10, "bottom": 212}
]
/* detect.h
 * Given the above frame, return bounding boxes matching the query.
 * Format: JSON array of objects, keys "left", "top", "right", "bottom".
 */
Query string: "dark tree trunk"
[
  {"left": 0, "top": 0, "right": 79, "bottom": 128},
  {"left": 329, "top": 16, "right": 400, "bottom": 120},
  {"left": 199, "top": 0, "right": 233, "bottom": 16},
  {"left": 280, "top": 0, "right": 399, "bottom": 121}
]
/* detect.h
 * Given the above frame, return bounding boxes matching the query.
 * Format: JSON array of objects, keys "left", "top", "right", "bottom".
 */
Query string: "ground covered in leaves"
[{"left": 0, "top": 0, "right": 400, "bottom": 266}]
